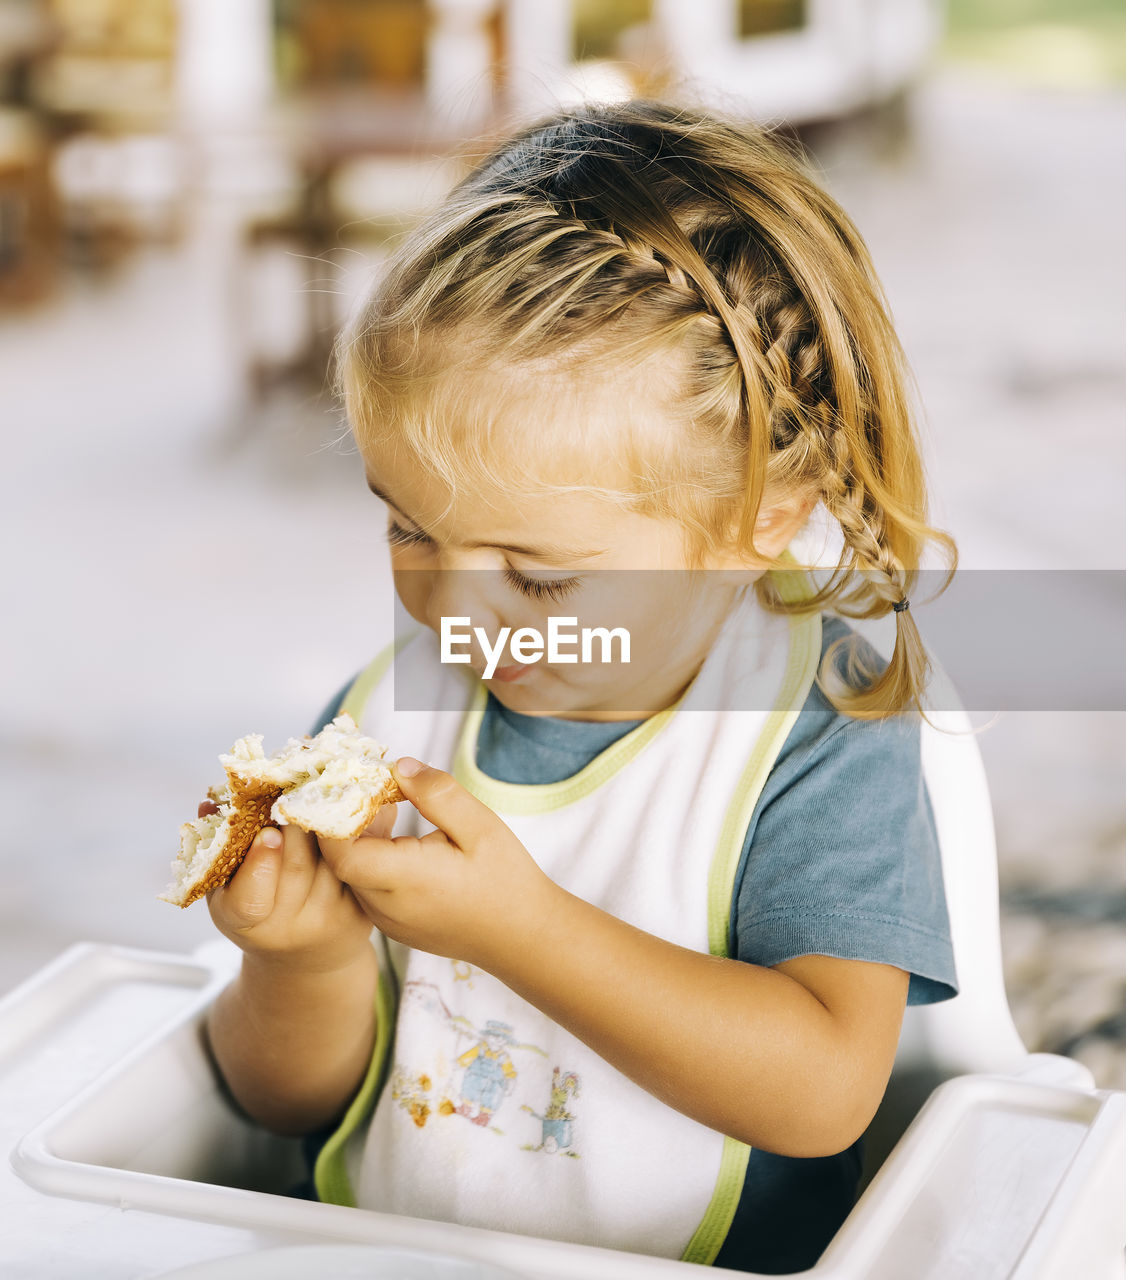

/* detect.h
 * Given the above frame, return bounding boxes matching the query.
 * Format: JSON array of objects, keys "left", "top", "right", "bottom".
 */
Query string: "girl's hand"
[
  {"left": 206, "top": 805, "right": 392, "bottom": 975},
  {"left": 317, "top": 760, "right": 557, "bottom": 970}
]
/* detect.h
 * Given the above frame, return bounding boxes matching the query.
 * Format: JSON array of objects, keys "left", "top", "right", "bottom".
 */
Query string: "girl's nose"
[{"left": 425, "top": 559, "right": 507, "bottom": 654}]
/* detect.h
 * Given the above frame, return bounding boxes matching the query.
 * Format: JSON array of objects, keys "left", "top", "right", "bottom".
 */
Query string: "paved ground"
[{"left": 4, "top": 66, "right": 1125, "bottom": 1082}]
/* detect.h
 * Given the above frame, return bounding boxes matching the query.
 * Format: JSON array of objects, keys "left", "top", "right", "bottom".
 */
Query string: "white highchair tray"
[
  {"left": 4, "top": 943, "right": 1126, "bottom": 1280},
  {"left": 153, "top": 1242, "right": 525, "bottom": 1280}
]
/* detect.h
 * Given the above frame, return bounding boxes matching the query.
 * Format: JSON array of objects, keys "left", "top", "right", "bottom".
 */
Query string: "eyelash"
[{"left": 385, "top": 520, "right": 583, "bottom": 603}]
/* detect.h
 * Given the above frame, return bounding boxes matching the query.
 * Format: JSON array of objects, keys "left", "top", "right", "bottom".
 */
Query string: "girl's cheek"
[{"left": 392, "top": 567, "right": 433, "bottom": 629}]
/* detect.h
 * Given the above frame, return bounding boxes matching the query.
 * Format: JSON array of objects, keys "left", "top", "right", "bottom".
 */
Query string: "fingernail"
[
  {"left": 260, "top": 828, "right": 282, "bottom": 848},
  {"left": 395, "top": 756, "right": 425, "bottom": 778}
]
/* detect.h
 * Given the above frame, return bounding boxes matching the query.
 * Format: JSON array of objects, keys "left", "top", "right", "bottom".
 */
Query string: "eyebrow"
[{"left": 365, "top": 477, "right": 606, "bottom": 562}]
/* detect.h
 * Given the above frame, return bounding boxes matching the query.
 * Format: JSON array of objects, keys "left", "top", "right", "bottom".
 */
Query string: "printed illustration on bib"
[
  {"left": 521, "top": 1067, "right": 582, "bottom": 1157},
  {"left": 457, "top": 1020, "right": 518, "bottom": 1124},
  {"left": 389, "top": 973, "right": 549, "bottom": 1136}
]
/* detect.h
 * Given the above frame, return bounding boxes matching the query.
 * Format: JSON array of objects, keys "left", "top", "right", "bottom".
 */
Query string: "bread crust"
[
  {"left": 161, "top": 715, "right": 401, "bottom": 908},
  {"left": 173, "top": 783, "right": 283, "bottom": 908}
]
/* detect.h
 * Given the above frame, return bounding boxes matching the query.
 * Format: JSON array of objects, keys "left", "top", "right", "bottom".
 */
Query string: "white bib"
[{"left": 315, "top": 583, "right": 821, "bottom": 1265}]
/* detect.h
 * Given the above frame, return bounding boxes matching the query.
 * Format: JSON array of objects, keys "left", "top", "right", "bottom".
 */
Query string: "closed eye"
[
  {"left": 504, "top": 569, "right": 582, "bottom": 603},
  {"left": 386, "top": 520, "right": 431, "bottom": 549},
  {"left": 385, "top": 520, "right": 583, "bottom": 603}
]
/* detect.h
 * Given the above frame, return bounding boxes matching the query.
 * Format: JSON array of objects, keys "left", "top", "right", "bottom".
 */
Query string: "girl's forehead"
[
  {"left": 359, "top": 419, "right": 694, "bottom": 568},
  {"left": 364, "top": 439, "right": 628, "bottom": 542},
  {"left": 361, "top": 354, "right": 676, "bottom": 504},
  {"left": 349, "top": 338, "right": 701, "bottom": 567}
]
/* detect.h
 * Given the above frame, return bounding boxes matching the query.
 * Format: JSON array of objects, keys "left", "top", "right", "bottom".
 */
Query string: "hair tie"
[{"left": 892, "top": 597, "right": 910, "bottom": 614}]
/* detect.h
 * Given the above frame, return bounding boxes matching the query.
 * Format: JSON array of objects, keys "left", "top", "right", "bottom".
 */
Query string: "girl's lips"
[{"left": 489, "top": 663, "right": 533, "bottom": 683}]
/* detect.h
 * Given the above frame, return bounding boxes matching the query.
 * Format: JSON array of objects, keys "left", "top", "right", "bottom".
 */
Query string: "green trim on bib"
[
  {"left": 313, "top": 957, "right": 397, "bottom": 1206},
  {"left": 681, "top": 566, "right": 822, "bottom": 1267},
  {"left": 452, "top": 678, "right": 690, "bottom": 815},
  {"left": 681, "top": 1135, "right": 757, "bottom": 1267},
  {"left": 705, "top": 596, "right": 822, "bottom": 959},
  {"left": 313, "top": 636, "right": 412, "bottom": 1207}
]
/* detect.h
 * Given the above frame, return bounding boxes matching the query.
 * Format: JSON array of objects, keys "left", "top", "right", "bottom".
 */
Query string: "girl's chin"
[
  {"left": 485, "top": 669, "right": 563, "bottom": 712},
  {"left": 486, "top": 675, "right": 642, "bottom": 722},
  {"left": 483, "top": 667, "right": 590, "bottom": 716}
]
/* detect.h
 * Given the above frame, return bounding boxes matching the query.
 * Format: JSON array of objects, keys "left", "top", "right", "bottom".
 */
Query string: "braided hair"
[{"left": 339, "top": 100, "right": 956, "bottom": 720}]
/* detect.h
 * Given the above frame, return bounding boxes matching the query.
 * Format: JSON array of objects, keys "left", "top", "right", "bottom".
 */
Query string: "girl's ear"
[
  {"left": 753, "top": 488, "right": 819, "bottom": 557},
  {"left": 705, "top": 489, "right": 819, "bottom": 573}
]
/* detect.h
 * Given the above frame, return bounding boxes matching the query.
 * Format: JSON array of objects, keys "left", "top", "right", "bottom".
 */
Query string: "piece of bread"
[{"left": 159, "top": 714, "right": 404, "bottom": 908}]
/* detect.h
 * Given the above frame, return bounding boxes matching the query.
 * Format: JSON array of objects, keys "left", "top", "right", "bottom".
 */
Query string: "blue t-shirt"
[{"left": 310, "top": 614, "right": 958, "bottom": 1274}]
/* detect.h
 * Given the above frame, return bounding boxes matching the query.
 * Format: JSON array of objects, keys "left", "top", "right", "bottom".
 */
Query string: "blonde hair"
[{"left": 339, "top": 99, "right": 956, "bottom": 720}]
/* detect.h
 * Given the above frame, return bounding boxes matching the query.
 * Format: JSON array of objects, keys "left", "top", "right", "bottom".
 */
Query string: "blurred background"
[{"left": 3, "top": 0, "right": 1125, "bottom": 1086}]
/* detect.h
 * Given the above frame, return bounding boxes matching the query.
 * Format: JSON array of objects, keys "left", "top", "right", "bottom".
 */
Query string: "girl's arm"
[
  {"left": 205, "top": 945, "right": 379, "bottom": 1137},
  {"left": 479, "top": 892, "right": 908, "bottom": 1158},
  {"left": 319, "top": 762, "right": 910, "bottom": 1158},
  {"left": 203, "top": 822, "right": 384, "bottom": 1137}
]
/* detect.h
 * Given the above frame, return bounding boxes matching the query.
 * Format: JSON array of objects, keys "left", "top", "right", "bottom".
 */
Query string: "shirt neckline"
[
  {"left": 488, "top": 692, "right": 645, "bottom": 750},
  {"left": 453, "top": 676, "right": 692, "bottom": 815}
]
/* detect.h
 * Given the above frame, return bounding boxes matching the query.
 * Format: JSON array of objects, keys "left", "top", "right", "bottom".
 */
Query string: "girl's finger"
[
  {"left": 318, "top": 833, "right": 425, "bottom": 892},
  {"left": 215, "top": 840, "right": 282, "bottom": 927},
  {"left": 305, "top": 852, "right": 367, "bottom": 916},
  {"left": 390, "top": 762, "right": 496, "bottom": 852},
  {"left": 269, "top": 824, "right": 321, "bottom": 917},
  {"left": 359, "top": 802, "right": 398, "bottom": 840}
]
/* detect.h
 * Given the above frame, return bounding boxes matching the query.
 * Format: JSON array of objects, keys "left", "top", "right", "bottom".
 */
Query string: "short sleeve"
[{"left": 732, "top": 678, "right": 959, "bottom": 1007}]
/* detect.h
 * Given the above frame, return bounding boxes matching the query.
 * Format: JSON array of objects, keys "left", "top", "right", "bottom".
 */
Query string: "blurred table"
[{"left": 242, "top": 87, "right": 488, "bottom": 391}]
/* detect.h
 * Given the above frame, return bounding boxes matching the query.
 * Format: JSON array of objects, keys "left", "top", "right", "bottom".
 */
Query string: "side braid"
[{"left": 687, "top": 212, "right": 956, "bottom": 719}]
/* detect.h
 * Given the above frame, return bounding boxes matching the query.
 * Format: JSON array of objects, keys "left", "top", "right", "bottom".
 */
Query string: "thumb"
[{"left": 391, "top": 757, "right": 497, "bottom": 850}]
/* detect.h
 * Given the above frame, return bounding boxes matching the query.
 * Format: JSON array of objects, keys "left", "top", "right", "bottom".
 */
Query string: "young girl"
[{"left": 203, "top": 100, "right": 959, "bottom": 1275}]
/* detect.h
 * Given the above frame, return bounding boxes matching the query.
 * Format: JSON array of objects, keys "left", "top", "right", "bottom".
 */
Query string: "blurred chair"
[
  {"left": 25, "top": 0, "right": 184, "bottom": 268},
  {"left": 241, "top": 0, "right": 495, "bottom": 393},
  {"left": 49, "top": 130, "right": 184, "bottom": 268},
  {"left": 239, "top": 147, "right": 468, "bottom": 395},
  {"left": 0, "top": 106, "right": 55, "bottom": 305}
]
